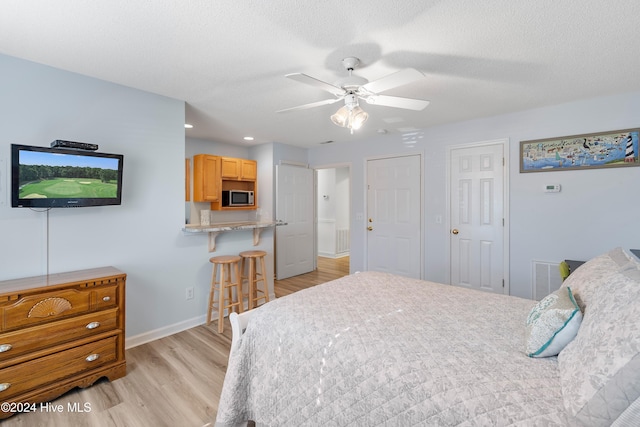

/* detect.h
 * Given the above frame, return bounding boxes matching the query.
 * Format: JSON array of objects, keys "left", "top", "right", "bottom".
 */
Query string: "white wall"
[
  {"left": 273, "top": 142, "right": 308, "bottom": 167},
  {"left": 0, "top": 54, "right": 215, "bottom": 343},
  {"left": 335, "top": 167, "right": 350, "bottom": 231},
  {"left": 251, "top": 142, "right": 275, "bottom": 224},
  {"left": 308, "top": 91, "right": 640, "bottom": 299}
]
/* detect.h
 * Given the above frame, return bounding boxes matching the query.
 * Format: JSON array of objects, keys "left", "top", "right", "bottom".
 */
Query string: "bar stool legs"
[
  {"left": 240, "top": 250, "right": 270, "bottom": 310},
  {"left": 208, "top": 255, "right": 243, "bottom": 333}
]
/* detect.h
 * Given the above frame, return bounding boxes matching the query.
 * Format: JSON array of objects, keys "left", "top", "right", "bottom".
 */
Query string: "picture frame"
[{"left": 520, "top": 128, "right": 639, "bottom": 173}]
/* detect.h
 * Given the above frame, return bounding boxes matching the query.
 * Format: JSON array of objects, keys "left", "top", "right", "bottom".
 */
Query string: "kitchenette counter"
[{"left": 183, "top": 221, "right": 283, "bottom": 251}]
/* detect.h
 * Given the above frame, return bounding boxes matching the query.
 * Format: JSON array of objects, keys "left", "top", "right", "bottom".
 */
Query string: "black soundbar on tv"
[{"left": 51, "top": 139, "right": 99, "bottom": 151}]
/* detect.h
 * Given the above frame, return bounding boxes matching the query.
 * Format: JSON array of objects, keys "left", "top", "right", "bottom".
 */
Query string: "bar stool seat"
[
  {"left": 239, "top": 250, "right": 269, "bottom": 310},
  {"left": 208, "top": 255, "right": 243, "bottom": 333}
]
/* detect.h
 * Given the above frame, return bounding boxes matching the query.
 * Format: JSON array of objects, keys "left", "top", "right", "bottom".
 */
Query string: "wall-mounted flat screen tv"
[{"left": 11, "top": 144, "right": 124, "bottom": 208}]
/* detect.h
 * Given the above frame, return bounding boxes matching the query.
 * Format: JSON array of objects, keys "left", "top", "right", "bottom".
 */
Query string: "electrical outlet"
[{"left": 185, "top": 287, "right": 194, "bottom": 300}]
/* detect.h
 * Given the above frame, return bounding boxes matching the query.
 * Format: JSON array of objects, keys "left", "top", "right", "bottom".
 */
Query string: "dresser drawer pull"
[
  {"left": 85, "top": 353, "right": 100, "bottom": 362},
  {"left": 103, "top": 296, "right": 111, "bottom": 302},
  {"left": 0, "top": 344, "right": 12, "bottom": 353},
  {"left": 86, "top": 322, "right": 101, "bottom": 330},
  {"left": 0, "top": 383, "right": 10, "bottom": 392}
]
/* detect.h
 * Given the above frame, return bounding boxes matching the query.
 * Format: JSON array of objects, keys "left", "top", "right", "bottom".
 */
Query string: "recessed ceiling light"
[
  {"left": 243, "top": 136, "right": 254, "bottom": 141},
  {"left": 184, "top": 123, "right": 193, "bottom": 129}
]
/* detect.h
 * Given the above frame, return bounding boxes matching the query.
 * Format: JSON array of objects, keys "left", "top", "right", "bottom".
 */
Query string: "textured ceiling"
[{"left": 2, "top": 0, "right": 640, "bottom": 147}]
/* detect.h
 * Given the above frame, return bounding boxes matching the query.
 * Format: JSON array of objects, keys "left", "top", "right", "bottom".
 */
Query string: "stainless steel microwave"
[{"left": 222, "top": 190, "right": 254, "bottom": 207}]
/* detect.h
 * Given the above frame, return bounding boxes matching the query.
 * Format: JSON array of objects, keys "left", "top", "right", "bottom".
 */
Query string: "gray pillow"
[
  {"left": 558, "top": 268, "right": 640, "bottom": 426},
  {"left": 561, "top": 247, "right": 632, "bottom": 312}
]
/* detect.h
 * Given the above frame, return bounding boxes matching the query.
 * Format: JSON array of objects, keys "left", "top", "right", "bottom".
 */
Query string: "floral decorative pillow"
[
  {"left": 561, "top": 247, "right": 633, "bottom": 312},
  {"left": 558, "top": 268, "right": 640, "bottom": 425},
  {"left": 525, "top": 287, "right": 582, "bottom": 358}
]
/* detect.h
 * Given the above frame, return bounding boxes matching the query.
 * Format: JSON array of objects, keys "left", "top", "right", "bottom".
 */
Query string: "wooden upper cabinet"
[
  {"left": 221, "top": 157, "right": 240, "bottom": 179},
  {"left": 240, "top": 159, "right": 257, "bottom": 180},
  {"left": 192, "top": 154, "right": 220, "bottom": 202},
  {"left": 221, "top": 157, "right": 257, "bottom": 181},
  {"left": 192, "top": 155, "right": 257, "bottom": 210}
]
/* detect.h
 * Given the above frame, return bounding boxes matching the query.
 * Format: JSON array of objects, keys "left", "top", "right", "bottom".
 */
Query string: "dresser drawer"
[
  {"left": 1, "top": 288, "right": 94, "bottom": 332},
  {"left": 93, "top": 285, "right": 118, "bottom": 310},
  {"left": 0, "top": 335, "right": 118, "bottom": 399},
  {"left": 0, "top": 308, "right": 118, "bottom": 365}
]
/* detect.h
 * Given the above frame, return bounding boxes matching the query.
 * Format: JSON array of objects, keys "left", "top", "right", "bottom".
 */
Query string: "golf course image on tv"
[{"left": 18, "top": 152, "right": 120, "bottom": 199}]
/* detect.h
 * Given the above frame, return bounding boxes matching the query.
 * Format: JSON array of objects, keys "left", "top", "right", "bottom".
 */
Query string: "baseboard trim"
[
  {"left": 125, "top": 315, "right": 206, "bottom": 349},
  {"left": 318, "top": 252, "right": 350, "bottom": 259},
  {"left": 125, "top": 297, "right": 277, "bottom": 349}
]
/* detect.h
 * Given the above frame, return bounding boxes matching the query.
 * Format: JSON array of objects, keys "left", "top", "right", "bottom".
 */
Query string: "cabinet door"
[
  {"left": 240, "top": 160, "right": 257, "bottom": 181},
  {"left": 193, "top": 155, "right": 220, "bottom": 202},
  {"left": 221, "top": 157, "right": 241, "bottom": 179}
]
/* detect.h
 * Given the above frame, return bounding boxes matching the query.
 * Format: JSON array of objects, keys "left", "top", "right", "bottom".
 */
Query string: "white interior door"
[
  {"left": 275, "top": 164, "right": 314, "bottom": 280},
  {"left": 449, "top": 142, "right": 506, "bottom": 294},
  {"left": 366, "top": 155, "right": 422, "bottom": 279}
]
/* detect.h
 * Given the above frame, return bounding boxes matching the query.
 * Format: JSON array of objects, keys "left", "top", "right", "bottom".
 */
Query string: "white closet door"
[
  {"left": 275, "top": 164, "right": 314, "bottom": 279},
  {"left": 366, "top": 155, "right": 422, "bottom": 279},
  {"left": 450, "top": 142, "right": 505, "bottom": 294}
]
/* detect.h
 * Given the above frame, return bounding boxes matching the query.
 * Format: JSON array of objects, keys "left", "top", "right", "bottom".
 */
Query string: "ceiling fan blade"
[
  {"left": 277, "top": 98, "right": 342, "bottom": 113},
  {"left": 364, "top": 95, "right": 430, "bottom": 111},
  {"left": 361, "top": 68, "right": 425, "bottom": 94},
  {"left": 285, "top": 73, "right": 346, "bottom": 97}
]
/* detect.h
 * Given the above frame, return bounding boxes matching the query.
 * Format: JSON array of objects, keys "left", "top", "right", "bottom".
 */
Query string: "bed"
[{"left": 215, "top": 248, "right": 640, "bottom": 426}]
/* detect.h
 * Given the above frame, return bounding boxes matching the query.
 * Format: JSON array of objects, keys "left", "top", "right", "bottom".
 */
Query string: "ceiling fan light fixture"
[
  {"left": 279, "top": 57, "right": 429, "bottom": 136},
  {"left": 330, "top": 105, "right": 350, "bottom": 127},
  {"left": 349, "top": 106, "right": 368, "bottom": 130},
  {"left": 331, "top": 104, "right": 368, "bottom": 134}
]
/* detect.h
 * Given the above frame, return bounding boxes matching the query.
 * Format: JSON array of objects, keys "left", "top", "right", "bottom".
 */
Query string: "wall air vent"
[{"left": 532, "top": 260, "right": 563, "bottom": 300}]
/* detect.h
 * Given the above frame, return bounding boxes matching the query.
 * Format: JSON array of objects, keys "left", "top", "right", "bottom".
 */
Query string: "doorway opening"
[{"left": 315, "top": 165, "right": 351, "bottom": 275}]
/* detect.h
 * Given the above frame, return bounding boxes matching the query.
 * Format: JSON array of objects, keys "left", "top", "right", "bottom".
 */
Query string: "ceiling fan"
[{"left": 277, "top": 57, "right": 430, "bottom": 133}]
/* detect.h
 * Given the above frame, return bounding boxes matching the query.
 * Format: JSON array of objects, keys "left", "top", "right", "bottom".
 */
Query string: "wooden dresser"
[{"left": 0, "top": 267, "right": 126, "bottom": 418}]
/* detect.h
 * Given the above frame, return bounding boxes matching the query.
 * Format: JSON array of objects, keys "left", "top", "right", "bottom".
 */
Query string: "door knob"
[
  {"left": 452, "top": 229, "right": 459, "bottom": 235},
  {"left": 367, "top": 226, "right": 373, "bottom": 231}
]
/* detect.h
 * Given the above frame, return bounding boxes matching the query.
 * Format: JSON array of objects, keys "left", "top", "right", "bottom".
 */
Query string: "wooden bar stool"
[
  {"left": 207, "top": 255, "right": 243, "bottom": 333},
  {"left": 239, "top": 250, "right": 270, "bottom": 310}
]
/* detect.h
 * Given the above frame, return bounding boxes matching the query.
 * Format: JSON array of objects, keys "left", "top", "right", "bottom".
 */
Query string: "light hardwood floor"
[
  {"left": 274, "top": 255, "right": 350, "bottom": 298},
  {"left": 3, "top": 257, "right": 349, "bottom": 427}
]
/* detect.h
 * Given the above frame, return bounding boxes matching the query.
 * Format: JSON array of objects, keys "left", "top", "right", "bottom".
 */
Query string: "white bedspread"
[{"left": 216, "top": 271, "right": 571, "bottom": 426}]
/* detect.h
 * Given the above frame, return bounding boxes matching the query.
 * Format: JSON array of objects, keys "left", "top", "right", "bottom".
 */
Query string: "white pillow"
[
  {"left": 562, "top": 247, "right": 632, "bottom": 312},
  {"left": 558, "top": 268, "right": 640, "bottom": 425},
  {"left": 525, "top": 286, "right": 582, "bottom": 358}
]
